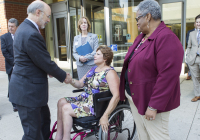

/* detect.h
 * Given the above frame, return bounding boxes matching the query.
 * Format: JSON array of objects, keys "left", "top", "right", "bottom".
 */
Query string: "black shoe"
[{"left": 13, "top": 107, "right": 18, "bottom": 112}]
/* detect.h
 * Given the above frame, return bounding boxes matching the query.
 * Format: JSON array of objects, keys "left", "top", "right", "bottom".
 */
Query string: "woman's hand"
[
  {"left": 99, "top": 115, "right": 109, "bottom": 133},
  {"left": 79, "top": 56, "right": 88, "bottom": 62},
  {"left": 64, "top": 73, "right": 72, "bottom": 84},
  {"left": 145, "top": 107, "right": 157, "bottom": 121}
]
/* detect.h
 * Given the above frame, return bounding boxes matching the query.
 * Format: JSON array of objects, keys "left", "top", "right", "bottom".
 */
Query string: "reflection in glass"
[
  {"left": 53, "top": 0, "right": 64, "bottom": 3},
  {"left": 71, "top": 15, "right": 80, "bottom": 61},
  {"left": 162, "top": 2, "right": 182, "bottom": 41},
  {"left": 56, "top": 18, "right": 67, "bottom": 61},
  {"left": 110, "top": 0, "right": 138, "bottom": 68},
  {"left": 70, "top": 6, "right": 81, "bottom": 78},
  {"left": 186, "top": 0, "right": 200, "bottom": 48},
  {"left": 92, "top": 9, "right": 105, "bottom": 45},
  {"left": 85, "top": 1, "right": 105, "bottom": 45}
]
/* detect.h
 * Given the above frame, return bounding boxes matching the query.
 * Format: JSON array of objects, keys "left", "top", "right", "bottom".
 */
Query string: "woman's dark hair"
[
  {"left": 195, "top": 14, "right": 200, "bottom": 21},
  {"left": 96, "top": 45, "right": 113, "bottom": 66}
]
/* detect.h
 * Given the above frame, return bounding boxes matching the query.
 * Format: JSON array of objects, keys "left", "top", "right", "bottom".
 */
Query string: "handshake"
[
  {"left": 48, "top": 73, "right": 72, "bottom": 84},
  {"left": 64, "top": 73, "right": 72, "bottom": 84}
]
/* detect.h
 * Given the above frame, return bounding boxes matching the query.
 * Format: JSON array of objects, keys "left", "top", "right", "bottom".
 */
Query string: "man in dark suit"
[
  {"left": 1, "top": 18, "right": 19, "bottom": 112},
  {"left": 9, "top": 1, "right": 70, "bottom": 140}
]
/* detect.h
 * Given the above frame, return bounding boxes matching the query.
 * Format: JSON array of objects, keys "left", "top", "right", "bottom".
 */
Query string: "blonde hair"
[{"left": 77, "top": 16, "right": 91, "bottom": 33}]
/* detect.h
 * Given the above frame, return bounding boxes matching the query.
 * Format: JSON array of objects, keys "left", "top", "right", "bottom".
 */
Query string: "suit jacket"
[
  {"left": 186, "top": 28, "right": 195, "bottom": 46},
  {"left": 119, "top": 22, "right": 184, "bottom": 115},
  {"left": 9, "top": 19, "right": 66, "bottom": 107},
  {"left": 186, "top": 30, "right": 200, "bottom": 65},
  {"left": 73, "top": 32, "right": 98, "bottom": 66},
  {"left": 1, "top": 32, "right": 14, "bottom": 75}
]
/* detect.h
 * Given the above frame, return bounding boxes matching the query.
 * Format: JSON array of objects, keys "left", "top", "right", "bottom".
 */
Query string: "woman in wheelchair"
[{"left": 55, "top": 45, "right": 120, "bottom": 140}]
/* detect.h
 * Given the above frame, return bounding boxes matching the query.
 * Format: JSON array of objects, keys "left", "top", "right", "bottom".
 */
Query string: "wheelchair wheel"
[{"left": 99, "top": 104, "right": 136, "bottom": 140}]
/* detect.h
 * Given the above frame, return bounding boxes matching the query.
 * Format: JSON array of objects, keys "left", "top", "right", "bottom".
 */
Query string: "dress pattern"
[{"left": 65, "top": 66, "right": 114, "bottom": 118}]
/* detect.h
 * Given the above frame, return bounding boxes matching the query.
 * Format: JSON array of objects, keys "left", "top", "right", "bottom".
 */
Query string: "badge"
[{"left": 75, "top": 42, "right": 78, "bottom": 45}]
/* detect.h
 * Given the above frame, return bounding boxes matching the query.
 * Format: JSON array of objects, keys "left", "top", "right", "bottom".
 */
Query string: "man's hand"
[
  {"left": 64, "top": 73, "right": 72, "bottom": 84},
  {"left": 145, "top": 107, "right": 157, "bottom": 121},
  {"left": 48, "top": 74, "right": 53, "bottom": 78},
  {"left": 79, "top": 56, "right": 88, "bottom": 63}
]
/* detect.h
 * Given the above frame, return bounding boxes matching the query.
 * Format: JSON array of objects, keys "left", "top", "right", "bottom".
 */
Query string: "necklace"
[{"left": 134, "top": 37, "right": 147, "bottom": 52}]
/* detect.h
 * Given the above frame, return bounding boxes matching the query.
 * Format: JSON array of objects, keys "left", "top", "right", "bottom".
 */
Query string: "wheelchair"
[{"left": 49, "top": 89, "right": 136, "bottom": 140}]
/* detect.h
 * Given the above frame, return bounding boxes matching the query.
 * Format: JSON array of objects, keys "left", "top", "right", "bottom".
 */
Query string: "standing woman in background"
[{"left": 73, "top": 16, "right": 99, "bottom": 79}]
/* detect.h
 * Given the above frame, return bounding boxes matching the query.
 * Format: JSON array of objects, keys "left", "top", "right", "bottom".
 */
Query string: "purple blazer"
[{"left": 120, "top": 22, "right": 184, "bottom": 115}]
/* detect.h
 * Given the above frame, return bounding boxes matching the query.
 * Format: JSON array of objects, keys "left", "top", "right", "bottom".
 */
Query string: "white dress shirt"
[
  {"left": 26, "top": 18, "right": 40, "bottom": 32},
  {"left": 197, "top": 29, "right": 200, "bottom": 44},
  {"left": 11, "top": 34, "right": 14, "bottom": 40}
]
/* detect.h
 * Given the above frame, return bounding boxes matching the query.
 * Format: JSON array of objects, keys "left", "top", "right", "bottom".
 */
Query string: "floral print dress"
[{"left": 65, "top": 66, "right": 114, "bottom": 118}]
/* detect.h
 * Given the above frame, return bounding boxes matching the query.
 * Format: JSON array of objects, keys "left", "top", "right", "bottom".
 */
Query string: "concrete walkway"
[{"left": 0, "top": 71, "right": 199, "bottom": 140}]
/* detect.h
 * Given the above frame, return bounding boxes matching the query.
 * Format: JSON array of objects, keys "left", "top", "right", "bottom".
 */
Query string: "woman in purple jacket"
[{"left": 119, "top": 0, "right": 184, "bottom": 140}]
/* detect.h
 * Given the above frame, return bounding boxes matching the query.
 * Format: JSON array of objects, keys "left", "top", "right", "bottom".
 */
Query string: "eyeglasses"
[
  {"left": 41, "top": 11, "right": 51, "bottom": 19},
  {"left": 135, "top": 15, "right": 144, "bottom": 22}
]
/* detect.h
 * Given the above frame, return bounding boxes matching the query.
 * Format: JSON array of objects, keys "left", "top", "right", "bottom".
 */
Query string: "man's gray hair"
[
  {"left": 27, "top": 1, "right": 44, "bottom": 14},
  {"left": 135, "top": 0, "right": 161, "bottom": 20},
  {"left": 8, "top": 18, "right": 19, "bottom": 27}
]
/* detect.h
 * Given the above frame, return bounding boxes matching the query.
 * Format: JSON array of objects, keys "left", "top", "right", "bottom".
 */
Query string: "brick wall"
[
  {"left": 0, "top": 1, "right": 7, "bottom": 71},
  {"left": 0, "top": 0, "right": 46, "bottom": 71}
]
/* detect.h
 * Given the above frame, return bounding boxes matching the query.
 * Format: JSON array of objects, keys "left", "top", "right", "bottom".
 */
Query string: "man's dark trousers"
[
  {"left": 8, "top": 74, "right": 16, "bottom": 107},
  {"left": 17, "top": 105, "right": 51, "bottom": 140}
]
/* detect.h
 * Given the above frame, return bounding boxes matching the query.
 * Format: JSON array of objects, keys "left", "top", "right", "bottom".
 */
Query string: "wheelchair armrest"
[
  {"left": 72, "top": 89, "right": 84, "bottom": 93},
  {"left": 93, "top": 90, "right": 112, "bottom": 118},
  {"left": 97, "top": 97, "right": 112, "bottom": 102}
]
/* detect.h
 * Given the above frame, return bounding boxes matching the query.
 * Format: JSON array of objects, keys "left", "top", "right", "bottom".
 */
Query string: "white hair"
[
  {"left": 27, "top": 1, "right": 44, "bottom": 14},
  {"left": 135, "top": 0, "right": 161, "bottom": 20}
]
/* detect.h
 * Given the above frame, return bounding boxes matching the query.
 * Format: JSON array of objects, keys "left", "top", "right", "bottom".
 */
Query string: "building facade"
[
  {"left": 0, "top": 0, "right": 200, "bottom": 78},
  {"left": 0, "top": 0, "right": 45, "bottom": 71}
]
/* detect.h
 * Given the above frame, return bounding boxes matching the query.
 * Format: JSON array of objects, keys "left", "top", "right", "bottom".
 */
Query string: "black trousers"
[
  {"left": 8, "top": 74, "right": 16, "bottom": 107},
  {"left": 17, "top": 104, "right": 51, "bottom": 140}
]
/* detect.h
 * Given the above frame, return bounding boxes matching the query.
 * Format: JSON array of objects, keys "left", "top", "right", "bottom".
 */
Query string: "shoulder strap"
[
  {"left": 99, "top": 67, "right": 115, "bottom": 83},
  {"left": 85, "top": 66, "right": 97, "bottom": 78}
]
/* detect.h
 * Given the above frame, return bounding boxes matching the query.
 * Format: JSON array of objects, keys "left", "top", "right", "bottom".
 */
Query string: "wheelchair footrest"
[{"left": 73, "top": 116, "right": 100, "bottom": 128}]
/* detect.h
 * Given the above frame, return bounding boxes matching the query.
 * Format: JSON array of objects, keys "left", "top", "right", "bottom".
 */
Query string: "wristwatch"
[{"left": 148, "top": 106, "right": 157, "bottom": 111}]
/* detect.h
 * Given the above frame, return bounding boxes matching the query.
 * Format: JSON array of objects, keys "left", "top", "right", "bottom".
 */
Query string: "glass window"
[
  {"left": 161, "top": 0, "right": 200, "bottom": 48},
  {"left": 92, "top": 9, "right": 105, "bottom": 45},
  {"left": 109, "top": 0, "right": 138, "bottom": 69},
  {"left": 85, "top": 1, "right": 105, "bottom": 45},
  {"left": 56, "top": 18, "right": 67, "bottom": 61},
  {"left": 162, "top": 2, "right": 182, "bottom": 41},
  {"left": 45, "top": 0, "right": 65, "bottom": 4},
  {"left": 186, "top": 0, "right": 200, "bottom": 44},
  {"left": 69, "top": 1, "right": 81, "bottom": 78},
  {"left": 53, "top": 0, "right": 64, "bottom": 3}
]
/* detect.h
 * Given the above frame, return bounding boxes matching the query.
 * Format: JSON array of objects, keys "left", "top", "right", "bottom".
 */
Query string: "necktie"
[
  {"left": 198, "top": 30, "right": 200, "bottom": 45},
  {"left": 12, "top": 34, "right": 14, "bottom": 40}
]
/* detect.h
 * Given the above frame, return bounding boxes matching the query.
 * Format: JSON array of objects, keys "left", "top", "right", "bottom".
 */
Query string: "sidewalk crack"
[{"left": 186, "top": 101, "right": 199, "bottom": 140}]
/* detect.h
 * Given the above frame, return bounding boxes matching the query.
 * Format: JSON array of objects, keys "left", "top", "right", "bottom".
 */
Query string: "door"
[
  {"left": 53, "top": 12, "right": 71, "bottom": 72},
  {"left": 159, "top": 0, "right": 186, "bottom": 74},
  {"left": 159, "top": 0, "right": 186, "bottom": 52}
]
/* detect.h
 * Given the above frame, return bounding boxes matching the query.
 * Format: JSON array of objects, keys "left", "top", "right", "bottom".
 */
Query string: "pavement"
[{"left": 0, "top": 71, "right": 200, "bottom": 140}]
